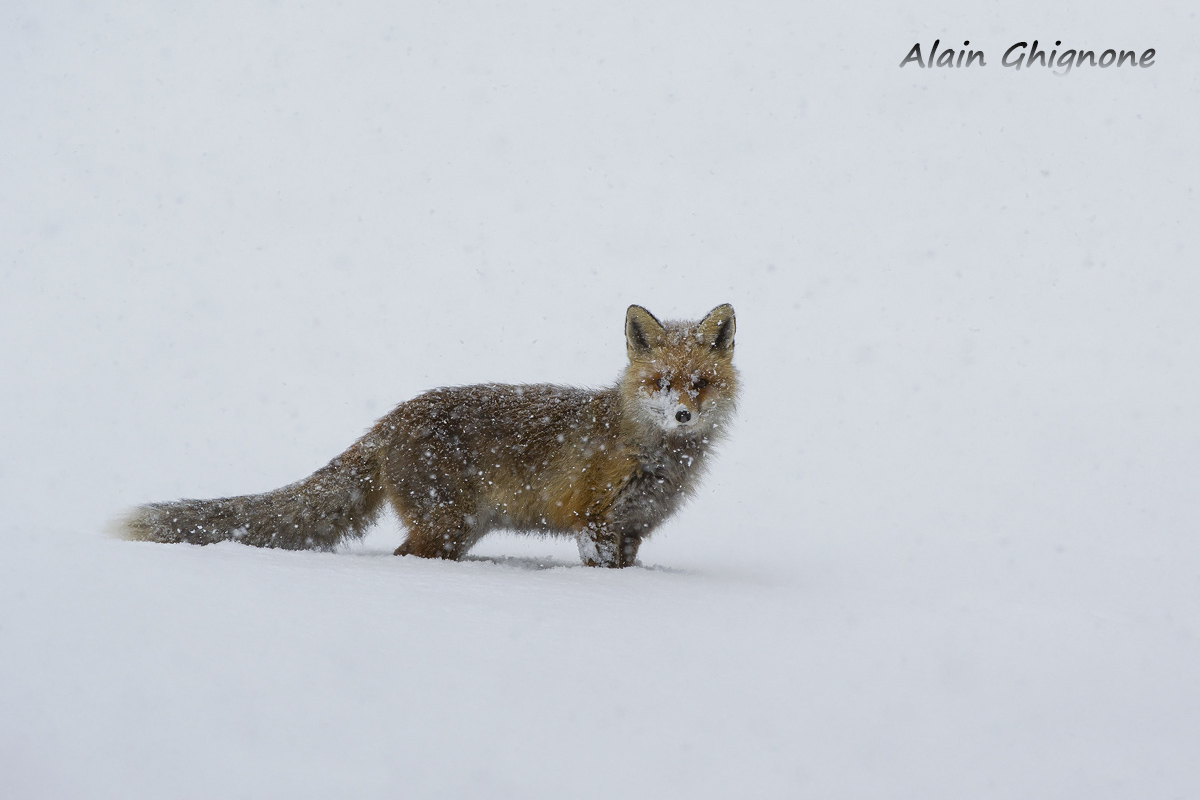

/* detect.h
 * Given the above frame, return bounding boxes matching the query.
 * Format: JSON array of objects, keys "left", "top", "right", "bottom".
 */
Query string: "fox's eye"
[{"left": 691, "top": 377, "right": 710, "bottom": 391}]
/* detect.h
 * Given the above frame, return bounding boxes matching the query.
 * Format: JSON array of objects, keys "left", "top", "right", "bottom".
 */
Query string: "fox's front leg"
[{"left": 576, "top": 523, "right": 641, "bottom": 568}]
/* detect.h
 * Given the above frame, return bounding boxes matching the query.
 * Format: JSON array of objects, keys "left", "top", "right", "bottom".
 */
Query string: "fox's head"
[{"left": 620, "top": 303, "right": 740, "bottom": 439}]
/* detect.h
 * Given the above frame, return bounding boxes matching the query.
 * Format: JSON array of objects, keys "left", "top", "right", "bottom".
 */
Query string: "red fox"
[{"left": 119, "top": 304, "right": 738, "bottom": 567}]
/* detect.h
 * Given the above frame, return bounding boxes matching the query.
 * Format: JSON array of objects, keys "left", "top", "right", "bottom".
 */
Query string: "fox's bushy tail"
[{"left": 118, "top": 438, "right": 385, "bottom": 550}]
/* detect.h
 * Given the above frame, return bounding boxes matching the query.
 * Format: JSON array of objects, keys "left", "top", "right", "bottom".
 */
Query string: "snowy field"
[{"left": 3, "top": 1, "right": 1199, "bottom": 798}]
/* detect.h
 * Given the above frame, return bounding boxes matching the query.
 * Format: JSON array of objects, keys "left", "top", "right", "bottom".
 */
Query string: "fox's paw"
[
  {"left": 576, "top": 533, "right": 642, "bottom": 568},
  {"left": 577, "top": 535, "right": 618, "bottom": 568}
]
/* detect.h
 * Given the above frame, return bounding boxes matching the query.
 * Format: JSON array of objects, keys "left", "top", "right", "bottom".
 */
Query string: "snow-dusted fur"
[
  {"left": 118, "top": 304, "right": 739, "bottom": 567},
  {"left": 120, "top": 438, "right": 384, "bottom": 551}
]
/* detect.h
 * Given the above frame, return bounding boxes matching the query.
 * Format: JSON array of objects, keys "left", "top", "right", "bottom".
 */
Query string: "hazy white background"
[{"left": 2, "top": 1, "right": 1197, "bottom": 797}]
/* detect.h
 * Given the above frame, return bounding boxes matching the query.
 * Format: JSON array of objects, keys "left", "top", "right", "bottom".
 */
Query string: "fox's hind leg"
[
  {"left": 392, "top": 500, "right": 483, "bottom": 560},
  {"left": 394, "top": 520, "right": 471, "bottom": 559}
]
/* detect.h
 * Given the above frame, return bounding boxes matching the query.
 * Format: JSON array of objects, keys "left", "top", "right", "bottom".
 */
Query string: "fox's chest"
[{"left": 606, "top": 444, "right": 707, "bottom": 532}]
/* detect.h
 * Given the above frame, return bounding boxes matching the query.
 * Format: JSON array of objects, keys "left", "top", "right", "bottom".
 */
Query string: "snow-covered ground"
[{"left": 3, "top": 2, "right": 1198, "bottom": 797}]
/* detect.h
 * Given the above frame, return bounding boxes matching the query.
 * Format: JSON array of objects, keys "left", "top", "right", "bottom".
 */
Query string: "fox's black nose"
[{"left": 675, "top": 409, "right": 692, "bottom": 423}]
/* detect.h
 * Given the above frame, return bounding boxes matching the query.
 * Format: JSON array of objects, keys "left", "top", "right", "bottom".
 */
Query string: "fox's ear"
[
  {"left": 698, "top": 304, "right": 735, "bottom": 353},
  {"left": 626, "top": 305, "right": 666, "bottom": 359}
]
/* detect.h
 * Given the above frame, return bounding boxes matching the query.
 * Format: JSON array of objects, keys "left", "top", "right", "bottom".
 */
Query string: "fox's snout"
[{"left": 669, "top": 398, "right": 700, "bottom": 429}]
